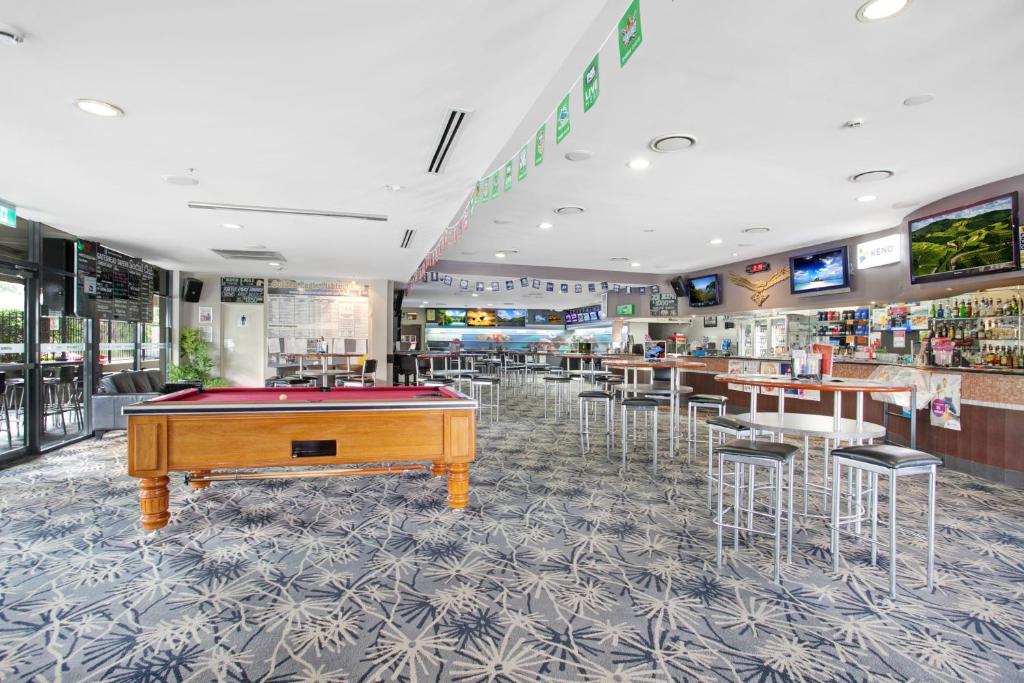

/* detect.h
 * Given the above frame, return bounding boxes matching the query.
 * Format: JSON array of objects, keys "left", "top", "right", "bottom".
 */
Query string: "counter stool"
[
  {"left": 705, "top": 415, "right": 767, "bottom": 508},
  {"left": 715, "top": 439, "right": 797, "bottom": 584},
  {"left": 0, "top": 374, "right": 11, "bottom": 447},
  {"left": 688, "top": 394, "right": 727, "bottom": 444},
  {"left": 830, "top": 444, "right": 941, "bottom": 599},
  {"left": 620, "top": 397, "right": 659, "bottom": 474},
  {"left": 471, "top": 376, "right": 501, "bottom": 424},
  {"left": 578, "top": 390, "right": 613, "bottom": 457},
  {"left": 543, "top": 375, "right": 572, "bottom": 420}
]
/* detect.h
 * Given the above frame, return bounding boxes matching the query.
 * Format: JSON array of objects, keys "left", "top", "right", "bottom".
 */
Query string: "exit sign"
[
  {"left": 0, "top": 200, "right": 15, "bottom": 229},
  {"left": 745, "top": 261, "right": 770, "bottom": 274}
]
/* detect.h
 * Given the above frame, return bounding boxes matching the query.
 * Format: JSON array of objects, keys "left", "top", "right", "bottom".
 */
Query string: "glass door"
[
  {"left": 39, "top": 311, "right": 91, "bottom": 449},
  {"left": 0, "top": 271, "right": 29, "bottom": 462}
]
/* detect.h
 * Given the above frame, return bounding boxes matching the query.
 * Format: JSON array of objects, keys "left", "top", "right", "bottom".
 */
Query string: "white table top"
[{"left": 734, "top": 412, "right": 885, "bottom": 439}]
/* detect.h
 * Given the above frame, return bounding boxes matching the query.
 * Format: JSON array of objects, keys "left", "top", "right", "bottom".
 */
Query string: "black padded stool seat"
[
  {"left": 706, "top": 416, "right": 749, "bottom": 431},
  {"left": 622, "top": 397, "right": 658, "bottom": 409},
  {"left": 831, "top": 444, "right": 941, "bottom": 470},
  {"left": 579, "top": 390, "right": 612, "bottom": 399},
  {"left": 718, "top": 438, "right": 798, "bottom": 461},
  {"left": 472, "top": 376, "right": 500, "bottom": 384},
  {"left": 690, "top": 393, "right": 727, "bottom": 404},
  {"left": 543, "top": 375, "right": 570, "bottom": 382}
]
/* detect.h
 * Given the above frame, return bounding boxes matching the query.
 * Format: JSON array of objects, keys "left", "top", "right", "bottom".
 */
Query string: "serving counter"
[{"left": 647, "top": 355, "right": 1024, "bottom": 487}]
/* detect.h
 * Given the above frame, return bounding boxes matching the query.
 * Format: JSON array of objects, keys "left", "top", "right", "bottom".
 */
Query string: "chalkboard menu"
[
  {"left": 76, "top": 242, "right": 155, "bottom": 322},
  {"left": 220, "top": 277, "right": 265, "bottom": 303},
  {"left": 650, "top": 292, "right": 678, "bottom": 317}
]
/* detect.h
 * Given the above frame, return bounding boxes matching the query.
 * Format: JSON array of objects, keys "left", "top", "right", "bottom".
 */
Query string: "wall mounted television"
[
  {"left": 790, "top": 245, "right": 850, "bottom": 295},
  {"left": 908, "top": 192, "right": 1019, "bottom": 284},
  {"left": 686, "top": 273, "right": 721, "bottom": 307}
]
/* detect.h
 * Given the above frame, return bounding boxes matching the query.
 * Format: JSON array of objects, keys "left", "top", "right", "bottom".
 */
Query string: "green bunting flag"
[
  {"left": 583, "top": 54, "right": 600, "bottom": 112},
  {"left": 534, "top": 124, "right": 546, "bottom": 166},
  {"left": 618, "top": 0, "right": 643, "bottom": 67},
  {"left": 517, "top": 146, "right": 528, "bottom": 181},
  {"left": 490, "top": 171, "right": 499, "bottom": 200},
  {"left": 503, "top": 161, "right": 514, "bottom": 191},
  {"left": 556, "top": 94, "right": 571, "bottom": 143},
  {"left": 480, "top": 179, "right": 489, "bottom": 203}
]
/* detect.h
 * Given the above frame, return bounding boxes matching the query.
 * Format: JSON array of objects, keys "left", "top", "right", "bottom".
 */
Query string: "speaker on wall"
[
  {"left": 182, "top": 277, "right": 204, "bottom": 303},
  {"left": 669, "top": 276, "right": 686, "bottom": 298}
]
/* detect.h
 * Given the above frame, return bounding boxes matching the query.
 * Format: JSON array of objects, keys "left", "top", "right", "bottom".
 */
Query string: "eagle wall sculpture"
[{"left": 728, "top": 267, "right": 791, "bottom": 306}]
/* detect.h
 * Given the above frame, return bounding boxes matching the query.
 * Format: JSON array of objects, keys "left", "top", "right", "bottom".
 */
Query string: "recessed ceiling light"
[
  {"left": 631, "top": 262, "right": 641, "bottom": 268},
  {"left": 627, "top": 158, "right": 651, "bottom": 170},
  {"left": 856, "top": 0, "right": 911, "bottom": 22},
  {"left": 737, "top": 242, "right": 753, "bottom": 247},
  {"left": 161, "top": 168, "right": 199, "bottom": 186},
  {"left": 850, "top": 169, "right": 895, "bottom": 183},
  {"left": 903, "top": 93, "right": 934, "bottom": 107},
  {"left": 422, "top": 301, "right": 429, "bottom": 304},
  {"left": 856, "top": 195, "right": 877, "bottom": 203},
  {"left": 709, "top": 238, "right": 723, "bottom": 245},
  {"left": 742, "top": 227, "right": 771, "bottom": 234},
  {"left": 384, "top": 184, "right": 402, "bottom": 192},
  {"left": 495, "top": 251, "right": 506, "bottom": 258},
  {"left": 538, "top": 222, "right": 553, "bottom": 230},
  {"left": 493, "top": 218, "right": 513, "bottom": 225},
  {"left": 649, "top": 134, "right": 697, "bottom": 153},
  {"left": 0, "top": 29, "right": 24, "bottom": 45},
  {"left": 609, "top": 257, "right": 631, "bottom": 262},
  {"left": 642, "top": 229, "right": 655, "bottom": 233},
  {"left": 731, "top": 252, "right": 738, "bottom": 257},
  {"left": 471, "top": 293, "right": 478, "bottom": 297},
  {"left": 554, "top": 206, "right": 585, "bottom": 215},
  {"left": 565, "top": 150, "right": 592, "bottom": 162},
  {"left": 75, "top": 99, "right": 124, "bottom": 117},
  {"left": 945, "top": 287, "right": 953, "bottom": 292},
  {"left": 223, "top": 223, "right": 243, "bottom": 230},
  {"left": 267, "top": 261, "right": 281, "bottom": 267}
]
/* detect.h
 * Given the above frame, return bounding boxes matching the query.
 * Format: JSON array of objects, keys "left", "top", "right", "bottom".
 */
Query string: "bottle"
[
  {"left": 1000, "top": 346, "right": 1009, "bottom": 367},
  {"left": 930, "top": 302, "right": 937, "bottom": 318},
  {"left": 937, "top": 301, "right": 945, "bottom": 319},
  {"left": 965, "top": 299, "right": 973, "bottom": 318}
]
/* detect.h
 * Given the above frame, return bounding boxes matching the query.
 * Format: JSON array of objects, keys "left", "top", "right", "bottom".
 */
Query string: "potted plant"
[{"left": 168, "top": 327, "right": 228, "bottom": 387}]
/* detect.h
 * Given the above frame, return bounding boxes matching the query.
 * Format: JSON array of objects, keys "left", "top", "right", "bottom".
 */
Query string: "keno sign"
[{"left": 856, "top": 234, "right": 901, "bottom": 269}]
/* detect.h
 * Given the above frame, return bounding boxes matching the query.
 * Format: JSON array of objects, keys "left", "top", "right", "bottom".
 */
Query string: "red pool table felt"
[{"left": 153, "top": 386, "right": 460, "bottom": 404}]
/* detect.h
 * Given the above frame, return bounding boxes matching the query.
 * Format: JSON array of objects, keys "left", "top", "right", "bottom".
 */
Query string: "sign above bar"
[{"left": 856, "top": 233, "right": 901, "bottom": 270}]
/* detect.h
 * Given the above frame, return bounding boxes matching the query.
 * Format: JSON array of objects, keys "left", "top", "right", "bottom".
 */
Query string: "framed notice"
[{"left": 220, "top": 277, "right": 265, "bottom": 303}]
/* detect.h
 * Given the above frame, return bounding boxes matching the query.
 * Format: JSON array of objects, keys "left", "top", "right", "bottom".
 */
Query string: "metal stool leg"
[
  {"left": 889, "top": 470, "right": 897, "bottom": 599},
  {"left": 926, "top": 466, "right": 936, "bottom": 593}
]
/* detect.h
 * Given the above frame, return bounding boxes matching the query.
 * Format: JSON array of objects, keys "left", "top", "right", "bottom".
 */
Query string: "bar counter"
[{"left": 660, "top": 354, "right": 1024, "bottom": 487}]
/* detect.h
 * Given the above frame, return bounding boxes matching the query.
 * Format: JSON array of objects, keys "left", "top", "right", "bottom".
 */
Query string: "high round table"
[{"left": 603, "top": 358, "right": 706, "bottom": 454}]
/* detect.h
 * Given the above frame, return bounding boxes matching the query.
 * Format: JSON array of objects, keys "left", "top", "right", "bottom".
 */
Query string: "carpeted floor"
[{"left": 1, "top": 391, "right": 1023, "bottom": 682}]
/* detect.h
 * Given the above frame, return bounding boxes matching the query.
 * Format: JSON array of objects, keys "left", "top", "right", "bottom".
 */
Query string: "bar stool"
[
  {"left": 0, "top": 373, "right": 11, "bottom": 448},
  {"left": 830, "top": 444, "right": 941, "bottom": 599},
  {"left": 577, "top": 390, "right": 613, "bottom": 457},
  {"left": 714, "top": 439, "right": 797, "bottom": 584},
  {"left": 471, "top": 376, "right": 501, "bottom": 424},
  {"left": 543, "top": 375, "right": 572, "bottom": 420},
  {"left": 42, "top": 369, "right": 67, "bottom": 434},
  {"left": 704, "top": 415, "right": 765, "bottom": 508},
  {"left": 620, "top": 397, "right": 659, "bottom": 474},
  {"left": 687, "top": 394, "right": 727, "bottom": 444}
]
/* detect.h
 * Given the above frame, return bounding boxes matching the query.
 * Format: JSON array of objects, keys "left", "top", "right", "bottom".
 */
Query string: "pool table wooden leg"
[
  {"left": 139, "top": 476, "right": 170, "bottom": 530},
  {"left": 447, "top": 463, "right": 469, "bottom": 509},
  {"left": 431, "top": 461, "right": 446, "bottom": 477},
  {"left": 189, "top": 470, "right": 211, "bottom": 488}
]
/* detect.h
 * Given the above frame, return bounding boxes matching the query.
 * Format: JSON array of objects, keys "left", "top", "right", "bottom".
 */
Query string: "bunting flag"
[
  {"left": 583, "top": 54, "right": 600, "bottom": 112},
  {"left": 575, "top": 284, "right": 583, "bottom": 293},
  {"left": 556, "top": 94, "right": 571, "bottom": 143},
  {"left": 532, "top": 279, "right": 541, "bottom": 289},
  {"left": 560, "top": 284, "right": 569, "bottom": 293},
  {"left": 618, "top": 0, "right": 643, "bottom": 67},
  {"left": 519, "top": 277, "right": 529, "bottom": 287},
  {"left": 460, "top": 279, "right": 469, "bottom": 290},
  {"left": 406, "top": 2, "right": 646, "bottom": 293}
]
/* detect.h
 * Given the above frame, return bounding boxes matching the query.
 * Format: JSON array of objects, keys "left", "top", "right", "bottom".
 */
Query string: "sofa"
[{"left": 92, "top": 370, "right": 180, "bottom": 434}]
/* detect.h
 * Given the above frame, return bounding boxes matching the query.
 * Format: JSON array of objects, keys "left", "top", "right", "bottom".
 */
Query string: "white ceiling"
[
  {"left": 453, "top": 0, "right": 1024, "bottom": 276},
  {"left": 0, "top": 0, "right": 615, "bottom": 279}
]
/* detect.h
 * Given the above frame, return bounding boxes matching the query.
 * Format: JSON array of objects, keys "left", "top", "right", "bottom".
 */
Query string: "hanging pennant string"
[{"left": 409, "top": 1, "right": 644, "bottom": 291}]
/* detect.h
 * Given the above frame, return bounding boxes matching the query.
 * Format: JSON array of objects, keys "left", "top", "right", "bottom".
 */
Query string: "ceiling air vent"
[
  {"left": 400, "top": 229, "right": 416, "bottom": 249},
  {"left": 427, "top": 109, "right": 471, "bottom": 174},
  {"left": 212, "top": 249, "right": 287, "bottom": 262}
]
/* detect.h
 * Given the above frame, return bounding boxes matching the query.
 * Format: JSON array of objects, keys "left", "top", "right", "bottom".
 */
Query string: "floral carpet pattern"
[{"left": 1, "top": 392, "right": 1023, "bottom": 682}]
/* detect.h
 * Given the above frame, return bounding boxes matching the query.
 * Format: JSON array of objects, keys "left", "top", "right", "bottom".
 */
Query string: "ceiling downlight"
[
  {"left": 554, "top": 206, "right": 585, "bottom": 215},
  {"left": 850, "top": 169, "right": 895, "bottom": 183},
  {"left": 649, "top": 135, "right": 697, "bottom": 152}
]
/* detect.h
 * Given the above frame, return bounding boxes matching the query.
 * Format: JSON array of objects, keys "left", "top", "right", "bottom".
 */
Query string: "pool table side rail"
[{"left": 123, "top": 388, "right": 477, "bottom": 415}]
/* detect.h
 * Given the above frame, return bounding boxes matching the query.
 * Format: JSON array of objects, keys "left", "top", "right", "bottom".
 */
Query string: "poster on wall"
[
  {"left": 930, "top": 373, "right": 962, "bottom": 431},
  {"left": 649, "top": 292, "right": 678, "bottom": 317},
  {"left": 220, "top": 277, "right": 265, "bottom": 303}
]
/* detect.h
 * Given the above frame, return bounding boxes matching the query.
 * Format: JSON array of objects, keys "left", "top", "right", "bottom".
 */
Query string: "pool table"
[{"left": 124, "top": 386, "right": 477, "bottom": 530}]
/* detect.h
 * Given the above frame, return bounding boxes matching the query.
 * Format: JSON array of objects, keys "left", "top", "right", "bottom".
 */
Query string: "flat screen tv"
[
  {"left": 790, "top": 245, "right": 850, "bottom": 295},
  {"left": 908, "top": 192, "right": 1019, "bottom": 284},
  {"left": 686, "top": 273, "right": 720, "bottom": 307}
]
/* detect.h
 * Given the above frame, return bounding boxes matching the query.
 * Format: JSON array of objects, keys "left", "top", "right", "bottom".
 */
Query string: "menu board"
[
  {"left": 650, "top": 292, "right": 678, "bottom": 317},
  {"left": 76, "top": 242, "right": 154, "bottom": 322},
  {"left": 266, "top": 279, "right": 369, "bottom": 352},
  {"left": 220, "top": 277, "right": 265, "bottom": 303}
]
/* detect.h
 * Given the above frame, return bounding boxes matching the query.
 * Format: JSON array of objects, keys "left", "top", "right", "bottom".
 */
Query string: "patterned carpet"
[{"left": 1, "top": 391, "right": 1023, "bottom": 682}]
